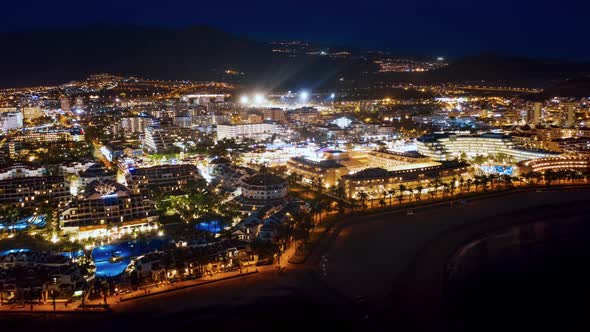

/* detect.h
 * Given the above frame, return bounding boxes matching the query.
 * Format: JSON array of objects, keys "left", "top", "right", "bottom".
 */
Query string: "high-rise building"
[
  {"left": 142, "top": 126, "right": 176, "bottom": 152},
  {"left": 22, "top": 106, "right": 44, "bottom": 121},
  {"left": 0, "top": 112, "right": 23, "bottom": 130},
  {"left": 264, "top": 108, "right": 287, "bottom": 123},
  {"left": 564, "top": 102, "right": 576, "bottom": 128},
  {"left": 60, "top": 96, "right": 70, "bottom": 113},
  {"left": 216, "top": 122, "right": 281, "bottom": 140},
  {"left": 527, "top": 102, "right": 542, "bottom": 126},
  {"left": 60, "top": 180, "right": 158, "bottom": 239},
  {"left": 74, "top": 96, "right": 84, "bottom": 111}
]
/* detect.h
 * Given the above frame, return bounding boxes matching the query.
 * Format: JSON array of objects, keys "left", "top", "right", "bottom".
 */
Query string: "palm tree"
[
  {"left": 545, "top": 170, "right": 554, "bottom": 185},
  {"left": 387, "top": 189, "right": 396, "bottom": 206},
  {"left": 416, "top": 185, "right": 424, "bottom": 200},
  {"left": 481, "top": 175, "right": 489, "bottom": 190},
  {"left": 334, "top": 186, "right": 345, "bottom": 200},
  {"left": 466, "top": 178, "right": 473, "bottom": 192},
  {"left": 428, "top": 187, "right": 436, "bottom": 200},
  {"left": 358, "top": 191, "right": 368, "bottom": 210},
  {"left": 397, "top": 185, "right": 406, "bottom": 204},
  {"left": 459, "top": 177, "right": 465, "bottom": 192}
]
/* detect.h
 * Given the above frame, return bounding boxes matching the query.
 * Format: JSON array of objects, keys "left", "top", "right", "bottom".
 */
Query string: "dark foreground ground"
[{"left": 2, "top": 188, "right": 590, "bottom": 331}]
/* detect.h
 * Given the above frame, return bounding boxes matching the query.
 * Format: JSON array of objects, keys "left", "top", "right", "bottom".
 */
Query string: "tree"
[
  {"left": 387, "top": 189, "right": 396, "bottom": 206},
  {"left": 397, "top": 185, "right": 406, "bottom": 204},
  {"left": 358, "top": 191, "right": 368, "bottom": 210},
  {"left": 416, "top": 185, "right": 424, "bottom": 200}
]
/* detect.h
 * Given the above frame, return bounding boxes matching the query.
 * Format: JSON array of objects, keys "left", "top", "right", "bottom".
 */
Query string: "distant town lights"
[{"left": 330, "top": 93, "right": 336, "bottom": 99}]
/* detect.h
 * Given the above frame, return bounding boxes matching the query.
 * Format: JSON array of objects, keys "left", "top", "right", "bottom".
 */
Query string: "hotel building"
[
  {"left": 60, "top": 180, "right": 158, "bottom": 239},
  {"left": 339, "top": 161, "right": 471, "bottom": 200},
  {"left": 125, "top": 164, "right": 202, "bottom": 193},
  {"left": 216, "top": 122, "right": 280, "bottom": 141},
  {"left": 417, "top": 133, "right": 559, "bottom": 162},
  {"left": 0, "top": 172, "right": 69, "bottom": 209},
  {"left": 235, "top": 173, "right": 289, "bottom": 210}
]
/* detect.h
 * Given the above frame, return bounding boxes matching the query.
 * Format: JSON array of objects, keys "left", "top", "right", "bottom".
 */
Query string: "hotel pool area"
[
  {"left": 91, "top": 237, "right": 169, "bottom": 278},
  {"left": 0, "top": 215, "right": 46, "bottom": 231},
  {"left": 0, "top": 248, "right": 31, "bottom": 257},
  {"left": 195, "top": 221, "right": 222, "bottom": 234}
]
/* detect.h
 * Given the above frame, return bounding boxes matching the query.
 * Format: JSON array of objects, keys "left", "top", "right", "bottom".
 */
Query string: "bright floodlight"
[
  {"left": 240, "top": 95, "right": 249, "bottom": 104},
  {"left": 254, "top": 94, "right": 264, "bottom": 104},
  {"left": 300, "top": 91, "right": 309, "bottom": 102},
  {"left": 330, "top": 93, "right": 335, "bottom": 99}
]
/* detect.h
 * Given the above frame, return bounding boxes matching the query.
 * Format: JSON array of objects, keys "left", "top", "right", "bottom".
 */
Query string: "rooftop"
[{"left": 242, "top": 173, "right": 287, "bottom": 186}]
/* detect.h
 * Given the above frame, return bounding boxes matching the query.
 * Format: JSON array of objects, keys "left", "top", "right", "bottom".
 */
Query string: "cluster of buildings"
[{"left": 0, "top": 249, "right": 86, "bottom": 303}]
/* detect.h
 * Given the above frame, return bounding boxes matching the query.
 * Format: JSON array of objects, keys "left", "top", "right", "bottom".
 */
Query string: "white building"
[
  {"left": 0, "top": 112, "right": 23, "bottom": 131},
  {"left": 417, "top": 133, "right": 559, "bottom": 162},
  {"left": 216, "top": 123, "right": 281, "bottom": 141}
]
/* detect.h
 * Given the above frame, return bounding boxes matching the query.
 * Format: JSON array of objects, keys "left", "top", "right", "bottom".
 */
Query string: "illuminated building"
[
  {"left": 286, "top": 107, "right": 320, "bottom": 124},
  {"left": 263, "top": 108, "right": 287, "bottom": 123},
  {"left": 78, "top": 164, "right": 117, "bottom": 189},
  {"left": 0, "top": 168, "right": 69, "bottom": 209},
  {"left": 74, "top": 96, "right": 84, "bottom": 111},
  {"left": 125, "top": 164, "right": 202, "bottom": 192},
  {"left": 14, "top": 128, "right": 83, "bottom": 142},
  {"left": 366, "top": 150, "right": 432, "bottom": 170},
  {"left": 142, "top": 126, "right": 196, "bottom": 153},
  {"left": 142, "top": 126, "right": 175, "bottom": 152},
  {"left": 527, "top": 102, "right": 542, "bottom": 126},
  {"left": 0, "top": 111, "right": 23, "bottom": 130},
  {"left": 216, "top": 122, "right": 280, "bottom": 140},
  {"left": 417, "top": 133, "right": 559, "bottom": 162},
  {"left": 286, "top": 157, "right": 347, "bottom": 188},
  {"left": 22, "top": 106, "right": 44, "bottom": 121},
  {"left": 517, "top": 156, "right": 590, "bottom": 174},
  {"left": 60, "top": 96, "right": 70, "bottom": 113},
  {"left": 235, "top": 173, "right": 289, "bottom": 209},
  {"left": 60, "top": 180, "right": 158, "bottom": 239},
  {"left": 339, "top": 161, "right": 471, "bottom": 200},
  {"left": 563, "top": 102, "right": 576, "bottom": 128},
  {"left": 111, "top": 116, "right": 158, "bottom": 136}
]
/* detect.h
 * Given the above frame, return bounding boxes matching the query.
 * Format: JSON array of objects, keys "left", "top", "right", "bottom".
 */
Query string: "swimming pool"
[
  {"left": 91, "top": 237, "right": 169, "bottom": 278},
  {"left": 195, "top": 220, "right": 222, "bottom": 234},
  {"left": 0, "top": 215, "right": 46, "bottom": 231},
  {"left": 0, "top": 248, "right": 31, "bottom": 257}
]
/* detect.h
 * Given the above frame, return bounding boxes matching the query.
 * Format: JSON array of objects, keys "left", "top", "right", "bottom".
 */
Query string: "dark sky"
[{"left": 2, "top": 0, "right": 589, "bottom": 60}]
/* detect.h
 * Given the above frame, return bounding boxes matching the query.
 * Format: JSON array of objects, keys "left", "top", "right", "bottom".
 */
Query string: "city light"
[
  {"left": 254, "top": 93, "right": 265, "bottom": 104},
  {"left": 330, "top": 93, "right": 335, "bottom": 99},
  {"left": 300, "top": 91, "right": 309, "bottom": 102},
  {"left": 240, "top": 95, "right": 249, "bottom": 104}
]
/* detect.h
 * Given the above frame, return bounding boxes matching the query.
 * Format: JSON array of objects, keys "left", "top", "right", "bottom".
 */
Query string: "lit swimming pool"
[
  {"left": 195, "top": 220, "right": 222, "bottom": 234},
  {"left": 0, "top": 215, "right": 46, "bottom": 231},
  {"left": 91, "top": 237, "right": 169, "bottom": 278},
  {"left": 0, "top": 248, "right": 31, "bottom": 257}
]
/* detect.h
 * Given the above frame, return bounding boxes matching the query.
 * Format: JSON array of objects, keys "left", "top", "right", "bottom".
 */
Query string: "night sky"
[{"left": 2, "top": 0, "right": 589, "bottom": 60}]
